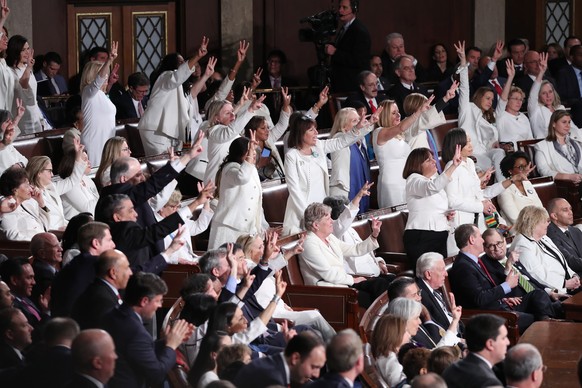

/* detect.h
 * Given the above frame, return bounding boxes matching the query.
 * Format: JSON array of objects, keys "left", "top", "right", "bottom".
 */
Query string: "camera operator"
[{"left": 324, "top": 0, "right": 371, "bottom": 93}]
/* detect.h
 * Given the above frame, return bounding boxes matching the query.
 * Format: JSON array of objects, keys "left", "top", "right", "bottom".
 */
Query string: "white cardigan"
[
  {"left": 535, "top": 137, "right": 582, "bottom": 178},
  {"left": 299, "top": 231, "right": 378, "bottom": 287},
  {"left": 497, "top": 181, "right": 543, "bottom": 225},
  {"left": 43, "top": 160, "right": 86, "bottom": 229},
  {"left": 405, "top": 172, "right": 451, "bottom": 232}
]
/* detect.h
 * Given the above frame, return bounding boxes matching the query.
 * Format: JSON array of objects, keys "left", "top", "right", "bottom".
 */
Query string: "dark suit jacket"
[
  {"left": 32, "top": 260, "right": 56, "bottom": 283},
  {"left": 330, "top": 18, "right": 371, "bottom": 93},
  {"left": 549, "top": 57, "right": 570, "bottom": 79},
  {"left": 96, "top": 161, "right": 180, "bottom": 255},
  {"left": 448, "top": 252, "right": 507, "bottom": 310},
  {"left": 546, "top": 222, "right": 582, "bottom": 273},
  {"left": 416, "top": 278, "right": 459, "bottom": 335},
  {"left": 234, "top": 352, "right": 288, "bottom": 388},
  {"left": 110, "top": 89, "right": 143, "bottom": 120},
  {"left": 556, "top": 65, "right": 582, "bottom": 105},
  {"left": 387, "top": 82, "right": 429, "bottom": 118},
  {"left": 50, "top": 252, "right": 98, "bottom": 317},
  {"left": 12, "top": 296, "right": 48, "bottom": 330},
  {"left": 442, "top": 352, "right": 502, "bottom": 388},
  {"left": 72, "top": 278, "right": 119, "bottom": 329},
  {"left": 481, "top": 254, "right": 550, "bottom": 293},
  {"left": 496, "top": 58, "right": 525, "bottom": 81},
  {"left": 305, "top": 373, "right": 351, "bottom": 388},
  {"left": 380, "top": 51, "right": 427, "bottom": 85},
  {"left": 26, "top": 344, "right": 73, "bottom": 388},
  {"left": 101, "top": 304, "right": 176, "bottom": 388},
  {"left": 343, "top": 91, "right": 388, "bottom": 115},
  {"left": 0, "top": 341, "right": 22, "bottom": 369},
  {"left": 35, "top": 71, "right": 68, "bottom": 96},
  {"left": 108, "top": 210, "right": 185, "bottom": 274},
  {"left": 64, "top": 374, "right": 100, "bottom": 388},
  {"left": 257, "top": 74, "right": 298, "bottom": 123}
]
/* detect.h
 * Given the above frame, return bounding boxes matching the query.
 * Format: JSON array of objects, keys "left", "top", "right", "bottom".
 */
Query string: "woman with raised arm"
[
  {"left": 455, "top": 40, "right": 506, "bottom": 182},
  {"left": 528, "top": 52, "right": 579, "bottom": 138},
  {"left": 373, "top": 97, "right": 432, "bottom": 208},
  {"left": 80, "top": 41, "right": 118, "bottom": 166},
  {"left": 138, "top": 36, "right": 209, "bottom": 156},
  {"left": 496, "top": 59, "right": 534, "bottom": 150},
  {"left": 0, "top": 0, "right": 15, "bottom": 114},
  {"left": 282, "top": 107, "right": 381, "bottom": 235},
  {"left": 0, "top": 102, "right": 26, "bottom": 175}
]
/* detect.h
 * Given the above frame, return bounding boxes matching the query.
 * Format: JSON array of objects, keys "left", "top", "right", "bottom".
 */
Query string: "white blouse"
[{"left": 405, "top": 172, "right": 451, "bottom": 232}]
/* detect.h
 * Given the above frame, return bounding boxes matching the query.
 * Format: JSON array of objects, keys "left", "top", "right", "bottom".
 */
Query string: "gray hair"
[
  {"left": 387, "top": 297, "right": 423, "bottom": 320},
  {"left": 302, "top": 203, "right": 332, "bottom": 232},
  {"left": 198, "top": 248, "right": 228, "bottom": 275},
  {"left": 411, "top": 373, "right": 447, "bottom": 388},
  {"left": 110, "top": 157, "right": 136, "bottom": 184},
  {"left": 504, "top": 343, "right": 543, "bottom": 383},
  {"left": 326, "top": 329, "right": 363, "bottom": 373},
  {"left": 357, "top": 70, "right": 374, "bottom": 86},
  {"left": 386, "top": 32, "right": 404, "bottom": 45},
  {"left": 416, "top": 252, "right": 444, "bottom": 279}
]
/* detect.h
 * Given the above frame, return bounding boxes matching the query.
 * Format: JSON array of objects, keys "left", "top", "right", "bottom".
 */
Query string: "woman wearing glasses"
[{"left": 497, "top": 152, "right": 542, "bottom": 224}]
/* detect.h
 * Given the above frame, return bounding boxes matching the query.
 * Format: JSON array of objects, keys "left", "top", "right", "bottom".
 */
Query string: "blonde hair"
[
  {"left": 95, "top": 137, "right": 128, "bottom": 187},
  {"left": 514, "top": 206, "right": 549, "bottom": 237},
  {"left": 207, "top": 100, "right": 232, "bottom": 126},
  {"left": 538, "top": 80, "right": 561, "bottom": 109},
  {"left": 26, "top": 156, "right": 51, "bottom": 188},
  {"left": 236, "top": 234, "right": 261, "bottom": 261},
  {"left": 80, "top": 61, "right": 106, "bottom": 94},
  {"left": 403, "top": 93, "right": 428, "bottom": 116},
  {"left": 164, "top": 190, "right": 183, "bottom": 207},
  {"left": 330, "top": 107, "right": 358, "bottom": 138},
  {"left": 378, "top": 99, "right": 398, "bottom": 127}
]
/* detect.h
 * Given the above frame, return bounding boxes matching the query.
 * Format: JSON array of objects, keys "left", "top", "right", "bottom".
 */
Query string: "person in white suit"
[
  {"left": 510, "top": 205, "right": 581, "bottom": 294},
  {"left": 282, "top": 110, "right": 381, "bottom": 236},
  {"left": 138, "top": 37, "right": 209, "bottom": 156}
]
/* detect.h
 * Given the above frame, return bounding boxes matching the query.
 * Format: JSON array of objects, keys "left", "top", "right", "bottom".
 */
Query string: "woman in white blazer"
[
  {"left": 0, "top": 106, "right": 27, "bottom": 175},
  {"left": 0, "top": 166, "right": 49, "bottom": 241},
  {"left": 26, "top": 140, "right": 85, "bottom": 230},
  {"left": 58, "top": 148, "right": 99, "bottom": 220},
  {"left": 455, "top": 40, "right": 505, "bottom": 181},
  {"left": 510, "top": 205, "right": 581, "bottom": 294},
  {"left": 535, "top": 110, "right": 582, "bottom": 184},
  {"left": 282, "top": 111, "right": 380, "bottom": 236},
  {"left": 208, "top": 135, "right": 267, "bottom": 249},
  {"left": 299, "top": 202, "right": 390, "bottom": 308},
  {"left": 0, "top": 23, "right": 17, "bottom": 114},
  {"left": 138, "top": 37, "right": 210, "bottom": 156}
]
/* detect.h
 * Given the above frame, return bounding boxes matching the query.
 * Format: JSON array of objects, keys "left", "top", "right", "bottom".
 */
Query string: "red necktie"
[
  {"left": 491, "top": 80, "right": 503, "bottom": 96},
  {"left": 477, "top": 258, "right": 497, "bottom": 286},
  {"left": 369, "top": 99, "right": 377, "bottom": 113}
]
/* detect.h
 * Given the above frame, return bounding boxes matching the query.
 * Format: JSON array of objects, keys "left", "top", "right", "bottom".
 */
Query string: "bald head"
[
  {"left": 96, "top": 249, "right": 133, "bottom": 290},
  {"left": 524, "top": 51, "right": 541, "bottom": 76},
  {"left": 110, "top": 157, "right": 144, "bottom": 185},
  {"left": 72, "top": 329, "right": 117, "bottom": 383},
  {"left": 548, "top": 198, "right": 573, "bottom": 228},
  {"left": 504, "top": 343, "right": 544, "bottom": 386},
  {"left": 30, "top": 232, "right": 62, "bottom": 266}
]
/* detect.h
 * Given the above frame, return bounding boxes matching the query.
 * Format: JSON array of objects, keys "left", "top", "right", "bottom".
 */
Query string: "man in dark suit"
[
  {"left": 66, "top": 329, "right": 118, "bottom": 388},
  {"left": 387, "top": 55, "right": 429, "bottom": 116},
  {"left": 516, "top": 50, "right": 556, "bottom": 103},
  {"left": 110, "top": 72, "right": 149, "bottom": 120},
  {"left": 30, "top": 232, "right": 62, "bottom": 283},
  {"left": 343, "top": 70, "right": 388, "bottom": 115},
  {"left": 100, "top": 272, "right": 190, "bottom": 388},
  {"left": 34, "top": 51, "right": 68, "bottom": 96},
  {"left": 504, "top": 343, "right": 546, "bottom": 387},
  {"left": 0, "top": 308, "right": 32, "bottom": 369},
  {"left": 443, "top": 314, "right": 508, "bottom": 388},
  {"left": 380, "top": 32, "right": 426, "bottom": 85},
  {"left": 556, "top": 44, "right": 582, "bottom": 126},
  {"left": 305, "top": 329, "right": 363, "bottom": 388},
  {"left": 324, "top": 0, "right": 371, "bottom": 93},
  {"left": 448, "top": 224, "right": 535, "bottom": 333},
  {"left": 496, "top": 38, "right": 527, "bottom": 81},
  {"left": 370, "top": 55, "right": 390, "bottom": 92},
  {"left": 256, "top": 49, "right": 298, "bottom": 123},
  {"left": 51, "top": 222, "right": 116, "bottom": 317},
  {"left": 0, "top": 258, "right": 48, "bottom": 331},
  {"left": 548, "top": 35, "right": 581, "bottom": 78},
  {"left": 482, "top": 229, "right": 564, "bottom": 319},
  {"left": 547, "top": 197, "right": 582, "bottom": 274},
  {"left": 234, "top": 331, "right": 326, "bottom": 388},
  {"left": 72, "top": 249, "right": 133, "bottom": 329},
  {"left": 415, "top": 252, "right": 464, "bottom": 337}
]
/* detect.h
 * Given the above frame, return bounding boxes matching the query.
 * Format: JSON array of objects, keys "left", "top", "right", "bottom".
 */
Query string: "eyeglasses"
[
  {"left": 163, "top": 203, "right": 179, "bottom": 210},
  {"left": 121, "top": 147, "right": 131, "bottom": 152},
  {"left": 509, "top": 97, "right": 524, "bottom": 102},
  {"left": 42, "top": 169, "right": 53, "bottom": 173},
  {"left": 408, "top": 290, "right": 422, "bottom": 297},
  {"left": 484, "top": 241, "right": 505, "bottom": 250},
  {"left": 513, "top": 164, "right": 528, "bottom": 171}
]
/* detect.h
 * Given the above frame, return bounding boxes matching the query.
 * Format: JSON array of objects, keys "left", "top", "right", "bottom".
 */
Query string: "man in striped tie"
[{"left": 481, "top": 228, "right": 565, "bottom": 319}]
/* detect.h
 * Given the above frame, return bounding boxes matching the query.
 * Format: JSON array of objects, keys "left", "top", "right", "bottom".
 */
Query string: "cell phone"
[{"left": 261, "top": 148, "right": 271, "bottom": 158}]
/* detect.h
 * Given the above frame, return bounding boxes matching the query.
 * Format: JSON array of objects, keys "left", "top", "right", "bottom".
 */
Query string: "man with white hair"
[
  {"left": 415, "top": 252, "right": 464, "bottom": 336},
  {"left": 380, "top": 32, "right": 426, "bottom": 84},
  {"left": 504, "top": 343, "right": 545, "bottom": 388}
]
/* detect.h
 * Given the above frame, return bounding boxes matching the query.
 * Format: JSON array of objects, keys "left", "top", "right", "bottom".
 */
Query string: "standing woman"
[
  {"left": 0, "top": 103, "right": 26, "bottom": 174},
  {"left": 208, "top": 134, "right": 266, "bottom": 249},
  {"left": 403, "top": 145, "right": 461, "bottom": 266},
  {"left": 95, "top": 136, "right": 131, "bottom": 187},
  {"left": 0, "top": 1, "right": 16, "bottom": 114},
  {"left": 138, "top": 37, "right": 209, "bottom": 156},
  {"left": 58, "top": 148, "right": 99, "bottom": 220},
  {"left": 329, "top": 107, "right": 371, "bottom": 213},
  {"left": 373, "top": 98, "right": 430, "bottom": 209},
  {"left": 6, "top": 35, "right": 46, "bottom": 134},
  {"left": 282, "top": 109, "right": 381, "bottom": 235},
  {"left": 80, "top": 41, "right": 118, "bottom": 166},
  {"left": 26, "top": 138, "right": 85, "bottom": 230}
]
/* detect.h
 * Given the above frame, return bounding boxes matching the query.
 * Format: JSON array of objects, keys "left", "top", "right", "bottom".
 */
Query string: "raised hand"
[
  {"left": 452, "top": 144, "right": 462, "bottom": 166},
  {"left": 238, "top": 86, "right": 252, "bottom": 106},
  {"left": 368, "top": 105, "right": 383, "bottom": 126},
  {"left": 237, "top": 40, "right": 250, "bottom": 62},
  {"left": 318, "top": 85, "right": 330, "bottom": 106},
  {"left": 275, "top": 270, "right": 287, "bottom": 297},
  {"left": 0, "top": 196, "right": 17, "bottom": 214},
  {"left": 198, "top": 36, "right": 209, "bottom": 58},
  {"left": 186, "top": 129, "right": 205, "bottom": 159},
  {"left": 538, "top": 52, "right": 548, "bottom": 79},
  {"left": 109, "top": 41, "right": 118, "bottom": 61},
  {"left": 251, "top": 67, "right": 263, "bottom": 89},
  {"left": 245, "top": 130, "right": 257, "bottom": 164},
  {"left": 492, "top": 40, "right": 504, "bottom": 62},
  {"left": 168, "top": 224, "right": 186, "bottom": 253},
  {"left": 0, "top": 0, "right": 10, "bottom": 22},
  {"left": 196, "top": 181, "right": 215, "bottom": 203},
  {"left": 454, "top": 40, "right": 466, "bottom": 65},
  {"left": 444, "top": 81, "right": 459, "bottom": 102},
  {"left": 27, "top": 48, "right": 35, "bottom": 68},
  {"left": 420, "top": 95, "right": 435, "bottom": 112},
  {"left": 281, "top": 86, "right": 292, "bottom": 111},
  {"left": 249, "top": 94, "right": 266, "bottom": 113},
  {"left": 204, "top": 56, "right": 217, "bottom": 78},
  {"left": 371, "top": 217, "right": 381, "bottom": 238},
  {"left": 14, "top": 98, "right": 25, "bottom": 119}
]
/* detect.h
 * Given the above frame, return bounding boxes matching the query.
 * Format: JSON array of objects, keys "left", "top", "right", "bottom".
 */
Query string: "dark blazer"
[
  {"left": 257, "top": 74, "right": 297, "bottom": 123},
  {"left": 343, "top": 91, "right": 388, "bottom": 115},
  {"left": 330, "top": 18, "right": 371, "bottom": 93},
  {"left": 32, "top": 260, "right": 57, "bottom": 284},
  {"left": 110, "top": 88, "right": 146, "bottom": 120},
  {"left": 416, "top": 278, "right": 458, "bottom": 334},
  {"left": 481, "top": 254, "right": 550, "bottom": 293},
  {"left": 35, "top": 71, "right": 68, "bottom": 96},
  {"left": 305, "top": 373, "right": 351, "bottom": 388},
  {"left": 386, "top": 82, "right": 429, "bottom": 117},
  {"left": 96, "top": 161, "right": 180, "bottom": 255},
  {"left": 12, "top": 296, "right": 47, "bottom": 330},
  {"left": 72, "top": 278, "right": 119, "bottom": 329},
  {"left": 27, "top": 344, "right": 73, "bottom": 388},
  {"left": 448, "top": 252, "right": 507, "bottom": 310},
  {"left": 108, "top": 210, "right": 185, "bottom": 274},
  {"left": 549, "top": 56, "right": 570, "bottom": 79},
  {"left": 556, "top": 65, "right": 582, "bottom": 105},
  {"left": 380, "top": 51, "right": 427, "bottom": 85},
  {"left": 64, "top": 374, "right": 100, "bottom": 388},
  {"left": 101, "top": 304, "right": 176, "bottom": 388},
  {"left": 496, "top": 58, "right": 525, "bottom": 81},
  {"left": 234, "top": 352, "right": 288, "bottom": 388},
  {"left": 442, "top": 352, "right": 502, "bottom": 388},
  {"left": 50, "top": 252, "right": 98, "bottom": 317},
  {"left": 546, "top": 222, "right": 582, "bottom": 273},
  {"left": 0, "top": 341, "right": 23, "bottom": 369}
]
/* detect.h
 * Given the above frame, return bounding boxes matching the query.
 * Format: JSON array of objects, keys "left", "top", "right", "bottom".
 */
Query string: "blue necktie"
[{"left": 426, "top": 129, "right": 442, "bottom": 173}]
